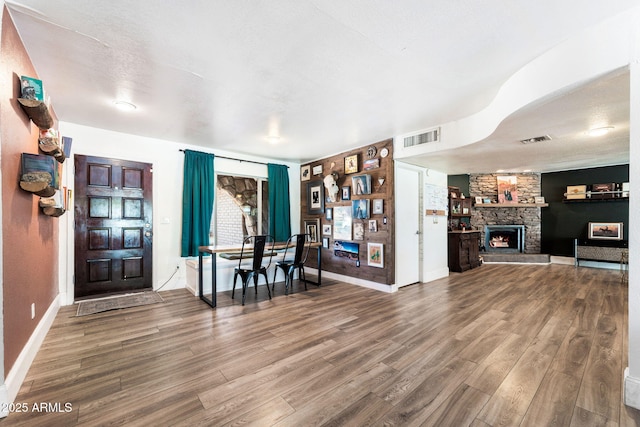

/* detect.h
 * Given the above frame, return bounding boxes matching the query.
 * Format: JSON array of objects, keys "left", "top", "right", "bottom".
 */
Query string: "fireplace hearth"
[{"left": 484, "top": 225, "right": 525, "bottom": 253}]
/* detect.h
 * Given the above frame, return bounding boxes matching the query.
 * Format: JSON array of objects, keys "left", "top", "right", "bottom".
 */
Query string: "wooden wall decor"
[{"left": 301, "top": 139, "right": 395, "bottom": 285}]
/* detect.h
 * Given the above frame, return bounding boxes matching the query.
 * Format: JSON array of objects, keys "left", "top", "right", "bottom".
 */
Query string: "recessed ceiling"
[{"left": 5, "top": 1, "right": 637, "bottom": 172}]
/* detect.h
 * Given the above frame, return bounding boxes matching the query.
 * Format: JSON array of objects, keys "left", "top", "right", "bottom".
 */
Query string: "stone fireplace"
[
  {"left": 469, "top": 173, "right": 542, "bottom": 254},
  {"left": 484, "top": 225, "right": 525, "bottom": 253}
]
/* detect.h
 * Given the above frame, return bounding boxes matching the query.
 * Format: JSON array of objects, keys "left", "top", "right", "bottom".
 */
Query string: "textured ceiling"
[{"left": 5, "top": 1, "right": 636, "bottom": 172}]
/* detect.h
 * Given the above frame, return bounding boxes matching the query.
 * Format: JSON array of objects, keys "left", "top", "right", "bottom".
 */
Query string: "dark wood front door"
[{"left": 74, "top": 155, "right": 153, "bottom": 299}]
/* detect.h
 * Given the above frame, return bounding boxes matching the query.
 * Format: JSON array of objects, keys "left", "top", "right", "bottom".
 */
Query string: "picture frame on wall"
[
  {"left": 333, "top": 206, "right": 352, "bottom": 240},
  {"left": 353, "top": 222, "right": 364, "bottom": 240},
  {"left": 368, "top": 219, "right": 377, "bottom": 232},
  {"left": 367, "top": 242, "right": 384, "bottom": 268},
  {"left": 307, "top": 181, "right": 324, "bottom": 214},
  {"left": 342, "top": 186, "right": 351, "bottom": 200},
  {"left": 325, "top": 207, "right": 333, "bottom": 220},
  {"left": 322, "top": 237, "right": 329, "bottom": 249},
  {"left": 312, "top": 164, "right": 323, "bottom": 176},
  {"left": 301, "top": 165, "right": 311, "bottom": 181},
  {"left": 304, "top": 218, "right": 321, "bottom": 242},
  {"left": 344, "top": 154, "right": 358, "bottom": 174},
  {"left": 352, "top": 199, "right": 370, "bottom": 219},
  {"left": 322, "top": 224, "right": 332, "bottom": 235},
  {"left": 351, "top": 174, "right": 371, "bottom": 195},
  {"left": 588, "top": 222, "right": 623, "bottom": 240},
  {"left": 372, "top": 199, "right": 383, "bottom": 214}
]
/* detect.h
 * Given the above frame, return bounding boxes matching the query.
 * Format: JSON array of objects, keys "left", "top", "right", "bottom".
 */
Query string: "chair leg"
[
  {"left": 232, "top": 272, "right": 238, "bottom": 299},
  {"left": 301, "top": 266, "right": 307, "bottom": 290},
  {"left": 242, "top": 276, "right": 248, "bottom": 305},
  {"left": 253, "top": 273, "right": 259, "bottom": 295},
  {"left": 262, "top": 272, "right": 272, "bottom": 299}
]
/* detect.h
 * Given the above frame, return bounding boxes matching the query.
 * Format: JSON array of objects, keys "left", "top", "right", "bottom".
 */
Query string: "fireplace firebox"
[{"left": 484, "top": 225, "right": 525, "bottom": 253}]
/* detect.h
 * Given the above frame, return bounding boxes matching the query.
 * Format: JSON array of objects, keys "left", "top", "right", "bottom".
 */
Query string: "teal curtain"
[
  {"left": 267, "top": 163, "right": 291, "bottom": 242},
  {"left": 181, "top": 150, "right": 215, "bottom": 257}
]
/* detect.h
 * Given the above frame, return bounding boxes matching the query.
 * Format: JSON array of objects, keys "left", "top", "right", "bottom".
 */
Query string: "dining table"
[{"left": 198, "top": 241, "right": 322, "bottom": 308}]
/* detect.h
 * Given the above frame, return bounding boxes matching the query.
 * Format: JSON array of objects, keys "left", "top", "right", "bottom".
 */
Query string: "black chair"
[
  {"left": 272, "top": 234, "right": 311, "bottom": 295},
  {"left": 232, "top": 235, "right": 275, "bottom": 305}
]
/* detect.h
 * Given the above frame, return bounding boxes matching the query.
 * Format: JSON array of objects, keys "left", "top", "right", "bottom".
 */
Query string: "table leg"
[{"left": 198, "top": 252, "right": 216, "bottom": 308}]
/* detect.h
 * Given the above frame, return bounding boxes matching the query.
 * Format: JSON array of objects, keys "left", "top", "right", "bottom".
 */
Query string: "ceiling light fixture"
[
  {"left": 266, "top": 136, "right": 280, "bottom": 144},
  {"left": 114, "top": 100, "right": 137, "bottom": 112},
  {"left": 586, "top": 126, "right": 614, "bottom": 137}
]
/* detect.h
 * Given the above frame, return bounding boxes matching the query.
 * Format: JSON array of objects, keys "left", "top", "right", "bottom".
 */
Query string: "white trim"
[
  {"left": 305, "top": 268, "right": 396, "bottom": 293},
  {"left": 4, "top": 295, "right": 60, "bottom": 404},
  {"left": 625, "top": 368, "right": 640, "bottom": 410}
]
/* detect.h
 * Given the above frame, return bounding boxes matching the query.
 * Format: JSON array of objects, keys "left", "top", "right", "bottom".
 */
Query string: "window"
[{"left": 213, "top": 174, "right": 269, "bottom": 245}]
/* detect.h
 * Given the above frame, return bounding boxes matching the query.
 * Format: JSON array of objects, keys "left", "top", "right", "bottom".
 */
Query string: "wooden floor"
[{"left": 3, "top": 264, "right": 640, "bottom": 426}]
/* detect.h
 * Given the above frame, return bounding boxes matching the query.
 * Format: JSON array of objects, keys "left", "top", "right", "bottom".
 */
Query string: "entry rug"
[{"left": 76, "top": 292, "right": 164, "bottom": 316}]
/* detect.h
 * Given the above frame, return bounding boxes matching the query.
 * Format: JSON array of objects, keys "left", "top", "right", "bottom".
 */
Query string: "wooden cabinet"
[{"left": 448, "top": 231, "right": 481, "bottom": 272}]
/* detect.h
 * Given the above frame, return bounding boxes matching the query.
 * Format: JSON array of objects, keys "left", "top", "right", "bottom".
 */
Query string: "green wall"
[
  {"left": 448, "top": 165, "right": 629, "bottom": 257},
  {"left": 541, "top": 164, "right": 629, "bottom": 256}
]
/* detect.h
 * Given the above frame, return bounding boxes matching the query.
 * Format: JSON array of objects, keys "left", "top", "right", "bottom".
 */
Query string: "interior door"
[
  {"left": 74, "top": 155, "right": 153, "bottom": 299},
  {"left": 395, "top": 165, "right": 421, "bottom": 286}
]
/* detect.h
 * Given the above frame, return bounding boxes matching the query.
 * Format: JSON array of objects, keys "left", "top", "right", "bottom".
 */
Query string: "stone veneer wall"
[{"left": 469, "top": 173, "right": 542, "bottom": 254}]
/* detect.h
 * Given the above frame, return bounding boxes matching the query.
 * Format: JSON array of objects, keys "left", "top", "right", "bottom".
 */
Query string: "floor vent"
[
  {"left": 403, "top": 127, "right": 440, "bottom": 148},
  {"left": 519, "top": 135, "right": 551, "bottom": 144}
]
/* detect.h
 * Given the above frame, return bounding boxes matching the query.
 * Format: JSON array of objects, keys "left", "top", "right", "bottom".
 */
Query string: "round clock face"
[{"left": 380, "top": 147, "right": 389, "bottom": 158}]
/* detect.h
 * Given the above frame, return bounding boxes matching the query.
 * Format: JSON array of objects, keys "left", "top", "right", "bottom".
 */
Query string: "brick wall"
[
  {"left": 215, "top": 189, "right": 245, "bottom": 245},
  {"left": 469, "top": 173, "right": 542, "bottom": 253}
]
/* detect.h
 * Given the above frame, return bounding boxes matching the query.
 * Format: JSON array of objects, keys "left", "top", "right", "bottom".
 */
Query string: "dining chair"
[
  {"left": 232, "top": 235, "right": 275, "bottom": 305},
  {"left": 272, "top": 233, "right": 311, "bottom": 295}
]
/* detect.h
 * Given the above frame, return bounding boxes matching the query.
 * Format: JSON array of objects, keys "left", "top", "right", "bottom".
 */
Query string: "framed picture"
[
  {"left": 566, "top": 185, "right": 586, "bottom": 200},
  {"left": 312, "top": 164, "right": 323, "bottom": 176},
  {"left": 322, "top": 237, "right": 329, "bottom": 249},
  {"left": 342, "top": 186, "right": 351, "bottom": 200},
  {"left": 307, "top": 181, "right": 324, "bottom": 214},
  {"left": 351, "top": 174, "right": 371, "bottom": 195},
  {"left": 475, "top": 196, "right": 483, "bottom": 205},
  {"left": 322, "top": 224, "right": 332, "bottom": 236},
  {"left": 534, "top": 196, "right": 545, "bottom": 204},
  {"left": 363, "top": 158, "right": 379, "bottom": 170},
  {"left": 325, "top": 207, "right": 333, "bottom": 221},
  {"left": 353, "top": 222, "right": 364, "bottom": 240},
  {"left": 497, "top": 175, "right": 518, "bottom": 203},
  {"left": 352, "top": 199, "right": 370, "bottom": 219},
  {"left": 344, "top": 154, "right": 358, "bottom": 174},
  {"left": 367, "top": 243, "right": 384, "bottom": 268},
  {"left": 304, "top": 219, "right": 321, "bottom": 243},
  {"left": 333, "top": 206, "right": 352, "bottom": 240},
  {"left": 368, "top": 219, "right": 377, "bottom": 232},
  {"left": 334, "top": 240, "right": 359, "bottom": 260},
  {"left": 588, "top": 222, "right": 623, "bottom": 240},
  {"left": 372, "top": 199, "right": 383, "bottom": 214},
  {"left": 301, "top": 165, "right": 311, "bottom": 181}
]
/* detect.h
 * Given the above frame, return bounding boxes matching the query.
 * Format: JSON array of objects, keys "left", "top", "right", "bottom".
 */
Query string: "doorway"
[
  {"left": 395, "top": 164, "right": 421, "bottom": 287},
  {"left": 74, "top": 155, "right": 153, "bottom": 299}
]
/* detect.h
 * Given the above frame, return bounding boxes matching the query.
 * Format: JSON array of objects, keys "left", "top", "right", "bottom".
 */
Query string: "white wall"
[{"left": 57, "top": 122, "right": 301, "bottom": 304}]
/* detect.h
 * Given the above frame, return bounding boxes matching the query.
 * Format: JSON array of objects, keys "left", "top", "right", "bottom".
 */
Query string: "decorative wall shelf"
[
  {"left": 17, "top": 98, "right": 53, "bottom": 129},
  {"left": 475, "top": 203, "right": 549, "bottom": 208}
]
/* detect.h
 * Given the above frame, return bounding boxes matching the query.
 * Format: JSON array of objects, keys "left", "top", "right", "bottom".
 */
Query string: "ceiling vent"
[
  {"left": 520, "top": 135, "right": 551, "bottom": 144},
  {"left": 403, "top": 127, "right": 440, "bottom": 148}
]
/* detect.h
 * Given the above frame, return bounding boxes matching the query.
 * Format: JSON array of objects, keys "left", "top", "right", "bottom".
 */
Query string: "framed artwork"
[
  {"left": 372, "top": 199, "right": 383, "bottom": 214},
  {"left": 352, "top": 199, "right": 370, "bottom": 219},
  {"left": 322, "top": 224, "right": 332, "bottom": 236},
  {"left": 307, "top": 181, "right": 324, "bottom": 214},
  {"left": 475, "top": 196, "right": 483, "bottom": 204},
  {"left": 304, "top": 219, "right": 321, "bottom": 243},
  {"left": 322, "top": 237, "right": 329, "bottom": 249},
  {"left": 353, "top": 222, "right": 364, "bottom": 240},
  {"left": 325, "top": 207, "right": 333, "bottom": 220},
  {"left": 334, "top": 240, "right": 359, "bottom": 260},
  {"left": 534, "top": 196, "right": 545, "bottom": 204},
  {"left": 351, "top": 174, "right": 371, "bottom": 195},
  {"left": 342, "top": 186, "right": 351, "bottom": 200},
  {"left": 363, "top": 159, "right": 379, "bottom": 170},
  {"left": 566, "top": 185, "right": 587, "bottom": 200},
  {"left": 367, "top": 243, "right": 384, "bottom": 268},
  {"left": 588, "top": 222, "right": 623, "bottom": 240},
  {"left": 368, "top": 219, "right": 377, "bottom": 232},
  {"left": 301, "top": 165, "right": 311, "bottom": 181},
  {"left": 312, "top": 164, "right": 323, "bottom": 175},
  {"left": 333, "top": 206, "right": 352, "bottom": 240},
  {"left": 345, "top": 154, "right": 358, "bottom": 174},
  {"left": 497, "top": 175, "right": 518, "bottom": 203}
]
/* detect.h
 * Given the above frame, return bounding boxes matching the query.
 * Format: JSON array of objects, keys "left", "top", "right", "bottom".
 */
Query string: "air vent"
[
  {"left": 519, "top": 135, "right": 551, "bottom": 144},
  {"left": 403, "top": 127, "right": 440, "bottom": 148}
]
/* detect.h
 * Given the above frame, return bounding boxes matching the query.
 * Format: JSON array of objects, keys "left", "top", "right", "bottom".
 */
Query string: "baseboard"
[
  {"left": 305, "top": 268, "right": 396, "bottom": 293},
  {"left": 4, "top": 294, "right": 60, "bottom": 406},
  {"left": 625, "top": 367, "right": 640, "bottom": 410}
]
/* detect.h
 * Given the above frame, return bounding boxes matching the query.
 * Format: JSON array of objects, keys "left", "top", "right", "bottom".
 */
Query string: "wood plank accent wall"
[{"left": 301, "top": 139, "right": 395, "bottom": 285}]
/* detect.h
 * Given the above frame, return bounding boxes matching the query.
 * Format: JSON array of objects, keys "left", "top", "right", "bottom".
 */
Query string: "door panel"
[
  {"left": 75, "top": 155, "right": 153, "bottom": 299},
  {"left": 395, "top": 166, "right": 420, "bottom": 286}
]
